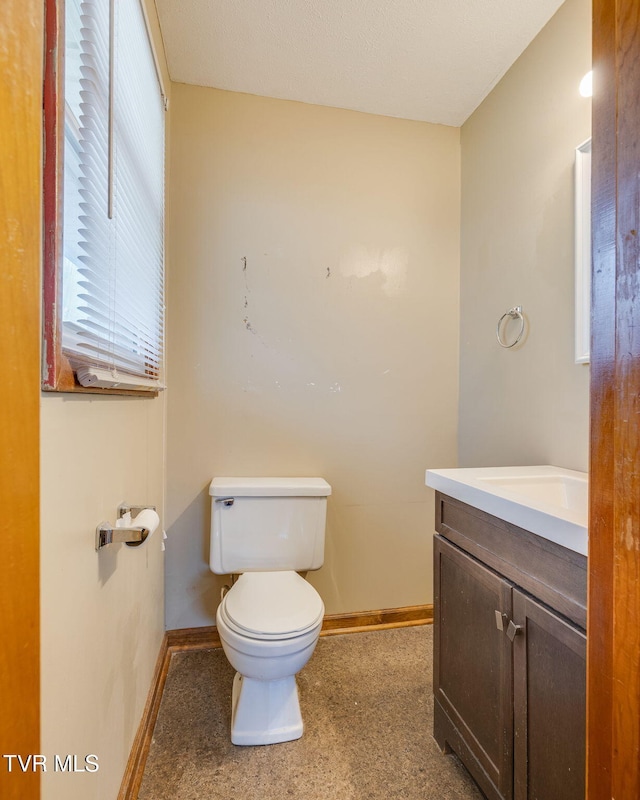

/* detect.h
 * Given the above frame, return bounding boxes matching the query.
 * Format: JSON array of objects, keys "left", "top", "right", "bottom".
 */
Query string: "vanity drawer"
[{"left": 435, "top": 492, "right": 587, "bottom": 629}]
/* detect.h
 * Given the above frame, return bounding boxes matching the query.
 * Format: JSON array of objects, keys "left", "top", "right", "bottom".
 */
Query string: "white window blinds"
[{"left": 62, "top": 0, "right": 165, "bottom": 390}]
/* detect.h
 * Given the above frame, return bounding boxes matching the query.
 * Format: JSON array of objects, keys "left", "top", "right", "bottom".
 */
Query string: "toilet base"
[{"left": 230, "top": 672, "right": 304, "bottom": 746}]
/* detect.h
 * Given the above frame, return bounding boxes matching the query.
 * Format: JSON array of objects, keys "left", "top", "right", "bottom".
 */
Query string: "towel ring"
[{"left": 496, "top": 306, "right": 525, "bottom": 348}]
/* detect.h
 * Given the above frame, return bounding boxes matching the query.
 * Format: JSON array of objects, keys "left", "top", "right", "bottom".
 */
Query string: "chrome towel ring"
[{"left": 496, "top": 306, "right": 525, "bottom": 348}]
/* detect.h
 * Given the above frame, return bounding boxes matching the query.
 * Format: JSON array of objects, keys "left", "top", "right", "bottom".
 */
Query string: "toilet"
[{"left": 209, "top": 476, "right": 331, "bottom": 746}]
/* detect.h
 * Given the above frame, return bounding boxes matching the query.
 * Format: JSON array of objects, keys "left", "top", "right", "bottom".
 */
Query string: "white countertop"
[{"left": 425, "top": 465, "right": 588, "bottom": 556}]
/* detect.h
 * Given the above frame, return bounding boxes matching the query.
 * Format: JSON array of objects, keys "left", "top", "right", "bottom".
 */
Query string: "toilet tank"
[{"left": 209, "top": 477, "right": 332, "bottom": 575}]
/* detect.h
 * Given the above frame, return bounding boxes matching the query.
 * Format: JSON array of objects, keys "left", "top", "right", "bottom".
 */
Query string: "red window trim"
[{"left": 41, "top": 0, "right": 157, "bottom": 397}]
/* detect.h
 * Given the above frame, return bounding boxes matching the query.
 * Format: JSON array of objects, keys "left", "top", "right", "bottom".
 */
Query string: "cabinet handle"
[
  {"left": 495, "top": 610, "right": 507, "bottom": 631},
  {"left": 506, "top": 620, "right": 523, "bottom": 641}
]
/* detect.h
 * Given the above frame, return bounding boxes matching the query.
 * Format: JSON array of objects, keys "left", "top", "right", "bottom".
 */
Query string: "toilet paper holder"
[
  {"left": 95, "top": 503, "right": 157, "bottom": 550},
  {"left": 117, "top": 503, "right": 156, "bottom": 520}
]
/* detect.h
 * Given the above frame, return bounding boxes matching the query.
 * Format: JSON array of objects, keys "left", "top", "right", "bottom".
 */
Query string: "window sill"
[{"left": 42, "top": 353, "right": 159, "bottom": 398}]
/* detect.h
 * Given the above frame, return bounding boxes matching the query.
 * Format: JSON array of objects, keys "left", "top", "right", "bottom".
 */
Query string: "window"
[{"left": 43, "top": 0, "right": 166, "bottom": 393}]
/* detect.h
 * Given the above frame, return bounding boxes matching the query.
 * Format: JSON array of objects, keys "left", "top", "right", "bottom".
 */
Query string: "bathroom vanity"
[{"left": 425, "top": 467, "right": 587, "bottom": 800}]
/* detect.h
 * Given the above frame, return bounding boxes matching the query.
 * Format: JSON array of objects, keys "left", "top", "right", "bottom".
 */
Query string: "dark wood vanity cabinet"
[
  {"left": 435, "top": 537, "right": 514, "bottom": 797},
  {"left": 511, "top": 589, "right": 586, "bottom": 800},
  {"left": 433, "top": 493, "right": 587, "bottom": 800}
]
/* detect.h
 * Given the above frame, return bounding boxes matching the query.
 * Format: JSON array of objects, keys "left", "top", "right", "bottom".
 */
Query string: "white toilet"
[{"left": 209, "top": 476, "right": 331, "bottom": 746}]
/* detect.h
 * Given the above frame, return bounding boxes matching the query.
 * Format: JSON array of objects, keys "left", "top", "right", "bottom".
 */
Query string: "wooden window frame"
[{"left": 42, "top": 0, "right": 159, "bottom": 397}]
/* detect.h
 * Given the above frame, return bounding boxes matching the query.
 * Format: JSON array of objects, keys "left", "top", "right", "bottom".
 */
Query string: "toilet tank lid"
[{"left": 209, "top": 477, "right": 332, "bottom": 497}]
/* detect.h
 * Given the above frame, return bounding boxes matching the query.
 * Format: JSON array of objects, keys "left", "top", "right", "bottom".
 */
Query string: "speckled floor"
[{"left": 138, "top": 625, "right": 483, "bottom": 800}]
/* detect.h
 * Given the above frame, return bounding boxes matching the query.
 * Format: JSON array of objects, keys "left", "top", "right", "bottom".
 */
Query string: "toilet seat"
[{"left": 222, "top": 571, "right": 324, "bottom": 640}]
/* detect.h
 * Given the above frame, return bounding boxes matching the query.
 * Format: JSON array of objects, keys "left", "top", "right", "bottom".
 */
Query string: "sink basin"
[
  {"left": 425, "top": 465, "right": 588, "bottom": 555},
  {"left": 475, "top": 473, "right": 587, "bottom": 514}
]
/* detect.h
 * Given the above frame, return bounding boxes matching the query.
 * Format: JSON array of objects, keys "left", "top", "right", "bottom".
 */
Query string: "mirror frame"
[{"left": 575, "top": 138, "right": 591, "bottom": 364}]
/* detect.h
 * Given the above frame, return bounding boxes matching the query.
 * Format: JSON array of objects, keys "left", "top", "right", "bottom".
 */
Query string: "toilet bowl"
[{"left": 215, "top": 570, "right": 324, "bottom": 745}]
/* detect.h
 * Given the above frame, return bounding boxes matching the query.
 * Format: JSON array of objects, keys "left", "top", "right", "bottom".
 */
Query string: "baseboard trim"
[
  {"left": 119, "top": 604, "right": 432, "bottom": 798},
  {"left": 166, "top": 625, "right": 222, "bottom": 651},
  {"left": 320, "top": 603, "right": 433, "bottom": 636},
  {"left": 164, "top": 603, "right": 433, "bottom": 649},
  {"left": 117, "top": 632, "right": 171, "bottom": 800}
]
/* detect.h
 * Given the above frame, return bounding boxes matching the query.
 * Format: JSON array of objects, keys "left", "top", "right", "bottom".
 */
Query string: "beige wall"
[
  {"left": 40, "top": 397, "right": 164, "bottom": 799},
  {"left": 458, "top": 0, "right": 591, "bottom": 471},
  {"left": 39, "top": 3, "right": 169, "bottom": 799},
  {"left": 166, "top": 86, "right": 460, "bottom": 627}
]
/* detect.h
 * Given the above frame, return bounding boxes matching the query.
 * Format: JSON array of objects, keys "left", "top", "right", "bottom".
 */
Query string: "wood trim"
[
  {"left": 320, "top": 604, "right": 433, "bottom": 636},
  {"left": 166, "top": 625, "right": 222, "bottom": 651},
  {"left": 0, "top": 1, "right": 42, "bottom": 799},
  {"left": 586, "top": 0, "right": 615, "bottom": 795},
  {"left": 165, "top": 605, "right": 433, "bottom": 649},
  {"left": 42, "top": 0, "right": 64, "bottom": 391},
  {"left": 588, "top": 1, "right": 640, "bottom": 797},
  {"left": 120, "top": 606, "right": 431, "bottom": 797},
  {"left": 117, "top": 634, "right": 171, "bottom": 800}
]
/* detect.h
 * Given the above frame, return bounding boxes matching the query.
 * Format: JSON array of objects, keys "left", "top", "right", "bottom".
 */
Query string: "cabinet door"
[
  {"left": 434, "top": 536, "right": 513, "bottom": 800},
  {"left": 512, "top": 589, "right": 586, "bottom": 800}
]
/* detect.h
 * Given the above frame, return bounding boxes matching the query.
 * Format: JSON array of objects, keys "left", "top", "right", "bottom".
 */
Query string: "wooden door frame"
[
  {"left": 587, "top": 0, "right": 640, "bottom": 797},
  {"left": 0, "top": 1, "right": 42, "bottom": 799}
]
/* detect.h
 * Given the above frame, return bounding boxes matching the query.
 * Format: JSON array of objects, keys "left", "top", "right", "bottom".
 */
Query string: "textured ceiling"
[{"left": 155, "top": 0, "right": 565, "bottom": 126}]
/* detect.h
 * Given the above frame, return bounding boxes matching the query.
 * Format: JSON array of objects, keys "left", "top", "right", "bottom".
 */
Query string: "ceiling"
[{"left": 155, "top": 0, "right": 565, "bottom": 127}]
